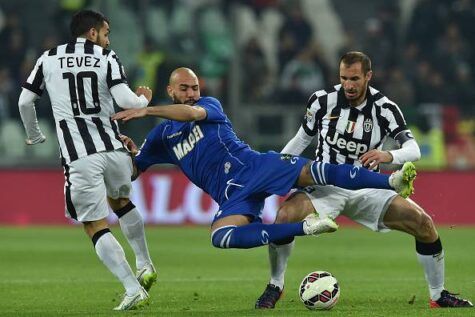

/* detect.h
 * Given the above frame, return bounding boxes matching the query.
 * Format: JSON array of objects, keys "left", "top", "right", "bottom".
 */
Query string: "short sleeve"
[
  {"left": 195, "top": 96, "right": 226, "bottom": 122},
  {"left": 106, "top": 50, "right": 128, "bottom": 89},
  {"left": 22, "top": 53, "right": 46, "bottom": 96},
  {"left": 301, "top": 93, "right": 320, "bottom": 136}
]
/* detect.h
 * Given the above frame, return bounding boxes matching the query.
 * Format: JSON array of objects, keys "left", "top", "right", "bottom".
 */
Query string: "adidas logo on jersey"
[
  {"left": 173, "top": 125, "right": 204, "bottom": 160},
  {"left": 326, "top": 132, "right": 368, "bottom": 156}
]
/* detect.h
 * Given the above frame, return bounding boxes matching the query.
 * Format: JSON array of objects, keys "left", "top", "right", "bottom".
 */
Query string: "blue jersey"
[{"left": 135, "top": 96, "right": 308, "bottom": 222}]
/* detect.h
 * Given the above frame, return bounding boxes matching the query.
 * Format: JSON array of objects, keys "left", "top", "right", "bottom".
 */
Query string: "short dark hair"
[
  {"left": 339, "top": 51, "right": 372, "bottom": 74},
  {"left": 70, "top": 10, "right": 109, "bottom": 38}
]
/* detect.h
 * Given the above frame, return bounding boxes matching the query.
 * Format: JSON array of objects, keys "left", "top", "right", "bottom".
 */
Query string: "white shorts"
[
  {"left": 301, "top": 185, "right": 398, "bottom": 232},
  {"left": 63, "top": 150, "right": 133, "bottom": 222}
]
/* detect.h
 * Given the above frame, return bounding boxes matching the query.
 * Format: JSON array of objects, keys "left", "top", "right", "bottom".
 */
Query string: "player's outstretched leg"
[
  {"left": 211, "top": 216, "right": 337, "bottom": 249},
  {"left": 309, "top": 161, "right": 417, "bottom": 198}
]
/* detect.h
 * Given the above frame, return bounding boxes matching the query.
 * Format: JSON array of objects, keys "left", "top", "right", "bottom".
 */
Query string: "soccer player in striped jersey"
[
  {"left": 18, "top": 10, "right": 156, "bottom": 310},
  {"left": 255, "top": 51, "right": 472, "bottom": 309},
  {"left": 114, "top": 67, "right": 415, "bottom": 284}
]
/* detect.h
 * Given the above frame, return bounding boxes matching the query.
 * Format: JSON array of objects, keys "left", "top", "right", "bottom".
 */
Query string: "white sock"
[
  {"left": 118, "top": 208, "right": 152, "bottom": 269},
  {"left": 94, "top": 231, "right": 141, "bottom": 296},
  {"left": 416, "top": 250, "right": 445, "bottom": 300},
  {"left": 268, "top": 241, "right": 295, "bottom": 289}
]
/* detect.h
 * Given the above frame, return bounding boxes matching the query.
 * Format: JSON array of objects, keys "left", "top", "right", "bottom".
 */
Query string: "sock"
[
  {"left": 415, "top": 238, "right": 445, "bottom": 300},
  {"left": 311, "top": 161, "right": 391, "bottom": 190},
  {"left": 92, "top": 229, "right": 141, "bottom": 296},
  {"left": 115, "top": 202, "right": 152, "bottom": 270},
  {"left": 268, "top": 240, "right": 295, "bottom": 289},
  {"left": 211, "top": 222, "right": 304, "bottom": 249}
]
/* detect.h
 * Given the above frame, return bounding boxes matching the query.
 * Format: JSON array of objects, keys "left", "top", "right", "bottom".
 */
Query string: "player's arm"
[
  {"left": 282, "top": 92, "right": 320, "bottom": 155},
  {"left": 18, "top": 53, "right": 47, "bottom": 145},
  {"left": 281, "top": 126, "right": 313, "bottom": 155},
  {"left": 112, "top": 104, "right": 207, "bottom": 122},
  {"left": 106, "top": 50, "right": 151, "bottom": 109},
  {"left": 110, "top": 84, "right": 152, "bottom": 109},
  {"left": 360, "top": 101, "right": 421, "bottom": 169},
  {"left": 387, "top": 134, "right": 421, "bottom": 164},
  {"left": 360, "top": 135, "right": 421, "bottom": 169},
  {"left": 18, "top": 89, "right": 46, "bottom": 145}
]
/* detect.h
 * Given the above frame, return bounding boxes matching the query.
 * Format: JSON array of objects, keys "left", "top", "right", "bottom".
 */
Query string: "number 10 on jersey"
[{"left": 63, "top": 71, "right": 101, "bottom": 115}]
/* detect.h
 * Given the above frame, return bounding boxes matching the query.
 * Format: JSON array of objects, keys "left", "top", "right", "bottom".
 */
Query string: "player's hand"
[
  {"left": 25, "top": 135, "right": 46, "bottom": 145},
  {"left": 135, "top": 86, "right": 152, "bottom": 103},
  {"left": 112, "top": 108, "right": 148, "bottom": 122},
  {"left": 119, "top": 134, "right": 138, "bottom": 156},
  {"left": 359, "top": 150, "right": 393, "bottom": 170}
]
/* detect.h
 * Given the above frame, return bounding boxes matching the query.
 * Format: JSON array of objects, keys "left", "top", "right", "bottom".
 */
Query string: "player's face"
[
  {"left": 169, "top": 74, "right": 200, "bottom": 105},
  {"left": 94, "top": 21, "right": 110, "bottom": 49},
  {"left": 339, "top": 62, "right": 372, "bottom": 106}
]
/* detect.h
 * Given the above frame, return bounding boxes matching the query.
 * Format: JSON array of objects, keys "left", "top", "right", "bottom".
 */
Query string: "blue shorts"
[{"left": 212, "top": 151, "right": 309, "bottom": 223}]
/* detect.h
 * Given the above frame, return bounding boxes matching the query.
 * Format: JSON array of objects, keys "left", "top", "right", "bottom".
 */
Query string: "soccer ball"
[{"left": 299, "top": 271, "right": 340, "bottom": 310}]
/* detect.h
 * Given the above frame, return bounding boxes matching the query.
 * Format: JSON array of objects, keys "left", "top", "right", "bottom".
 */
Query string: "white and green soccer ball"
[{"left": 299, "top": 271, "right": 340, "bottom": 310}]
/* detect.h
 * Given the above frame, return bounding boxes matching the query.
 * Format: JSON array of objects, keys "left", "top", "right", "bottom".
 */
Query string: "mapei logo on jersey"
[
  {"left": 363, "top": 118, "right": 373, "bottom": 133},
  {"left": 173, "top": 125, "right": 204, "bottom": 160},
  {"left": 326, "top": 132, "right": 368, "bottom": 156}
]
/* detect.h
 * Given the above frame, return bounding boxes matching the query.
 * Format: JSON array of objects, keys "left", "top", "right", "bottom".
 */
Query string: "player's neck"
[{"left": 349, "top": 94, "right": 367, "bottom": 107}]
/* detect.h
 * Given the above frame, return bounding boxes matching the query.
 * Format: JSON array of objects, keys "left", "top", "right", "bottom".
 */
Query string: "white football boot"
[
  {"left": 136, "top": 263, "right": 158, "bottom": 292},
  {"left": 303, "top": 214, "right": 338, "bottom": 236},
  {"left": 113, "top": 286, "right": 149, "bottom": 311}
]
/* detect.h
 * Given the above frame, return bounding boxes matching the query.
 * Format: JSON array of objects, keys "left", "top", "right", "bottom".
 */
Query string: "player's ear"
[
  {"left": 166, "top": 85, "right": 173, "bottom": 98},
  {"left": 366, "top": 70, "right": 373, "bottom": 81},
  {"left": 86, "top": 28, "right": 97, "bottom": 42}
]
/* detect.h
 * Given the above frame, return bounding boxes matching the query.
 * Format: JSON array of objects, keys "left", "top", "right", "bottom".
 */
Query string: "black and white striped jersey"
[
  {"left": 22, "top": 37, "right": 126, "bottom": 164},
  {"left": 301, "top": 84, "right": 414, "bottom": 167}
]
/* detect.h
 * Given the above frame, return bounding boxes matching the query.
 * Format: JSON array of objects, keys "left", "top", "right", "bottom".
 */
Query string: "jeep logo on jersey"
[
  {"left": 326, "top": 133, "right": 368, "bottom": 155},
  {"left": 364, "top": 118, "right": 373, "bottom": 132},
  {"left": 173, "top": 125, "right": 204, "bottom": 160}
]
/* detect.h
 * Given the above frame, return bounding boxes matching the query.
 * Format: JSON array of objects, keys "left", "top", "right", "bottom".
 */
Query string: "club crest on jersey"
[
  {"left": 364, "top": 118, "right": 373, "bottom": 132},
  {"left": 172, "top": 125, "right": 204, "bottom": 160},
  {"left": 224, "top": 161, "right": 231, "bottom": 174},
  {"left": 346, "top": 121, "right": 356, "bottom": 133},
  {"left": 305, "top": 110, "right": 313, "bottom": 124}
]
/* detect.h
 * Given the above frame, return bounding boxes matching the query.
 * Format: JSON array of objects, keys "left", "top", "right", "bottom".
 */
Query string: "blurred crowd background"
[{"left": 1, "top": 0, "right": 475, "bottom": 170}]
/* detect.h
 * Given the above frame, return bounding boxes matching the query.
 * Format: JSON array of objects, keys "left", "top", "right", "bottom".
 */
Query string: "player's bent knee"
[
  {"left": 211, "top": 226, "right": 236, "bottom": 249},
  {"left": 275, "top": 207, "right": 291, "bottom": 224},
  {"left": 417, "top": 212, "right": 436, "bottom": 239}
]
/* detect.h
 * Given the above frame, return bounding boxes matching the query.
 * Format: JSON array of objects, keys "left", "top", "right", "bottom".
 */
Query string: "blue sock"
[
  {"left": 311, "top": 161, "right": 391, "bottom": 190},
  {"left": 211, "top": 222, "right": 304, "bottom": 249}
]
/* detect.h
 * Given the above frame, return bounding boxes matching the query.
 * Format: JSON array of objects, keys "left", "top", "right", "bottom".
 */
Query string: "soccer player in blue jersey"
[{"left": 113, "top": 67, "right": 416, "bottom": 251}]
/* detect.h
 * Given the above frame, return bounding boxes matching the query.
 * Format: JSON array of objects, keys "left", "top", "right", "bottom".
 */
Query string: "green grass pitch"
[{"left": 0, "top": 226, "right": 473, "bottom": 316}]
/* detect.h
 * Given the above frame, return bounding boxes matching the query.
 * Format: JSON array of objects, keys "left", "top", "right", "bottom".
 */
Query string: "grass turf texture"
[{"left": 0, "top": 226, "right": 473, "bottom": 316}]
